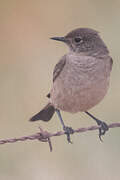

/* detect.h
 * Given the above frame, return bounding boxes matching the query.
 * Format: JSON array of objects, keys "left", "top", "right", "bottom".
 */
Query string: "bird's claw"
[
  {"left": 96, "top": 120, "right": 109, "bottom": 141},
  {"left": 63, "top": 126, "right": 74, "bottom": 143}
]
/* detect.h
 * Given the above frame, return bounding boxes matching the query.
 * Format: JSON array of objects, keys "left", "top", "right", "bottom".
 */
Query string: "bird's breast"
[{"left": 51, "top": 55, "right": 112, "bottom": 113}]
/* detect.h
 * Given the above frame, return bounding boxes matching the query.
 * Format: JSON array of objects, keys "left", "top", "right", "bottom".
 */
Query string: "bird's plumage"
[
  {"left": 50, "top": 54, "right": 112, "bottom": 113},
  {"left": 30, "top": 103, "right": 55, "bottom": 121},
  {"left": 53, "top": 55, "right": 66, "bottom": 82},
  {"left": 30, "top": 28, "right": 113, "bottom": 122}
]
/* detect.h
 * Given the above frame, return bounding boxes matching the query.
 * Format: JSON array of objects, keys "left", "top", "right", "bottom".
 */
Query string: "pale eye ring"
[{"left": 74, "top": 37, "right": 82, "bottom": 43}]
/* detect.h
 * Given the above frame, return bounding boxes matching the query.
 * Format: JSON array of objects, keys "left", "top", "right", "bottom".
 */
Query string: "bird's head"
[{"left": 51, "top": 28, "right": 109, "bottom": 55}]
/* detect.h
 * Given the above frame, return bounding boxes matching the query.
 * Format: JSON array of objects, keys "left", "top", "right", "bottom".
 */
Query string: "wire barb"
[{"left": 0, "top": 122, "right": 120, "bottom": 151}]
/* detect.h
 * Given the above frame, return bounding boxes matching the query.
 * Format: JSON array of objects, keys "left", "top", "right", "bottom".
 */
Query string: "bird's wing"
[
  {"left": 53, "top": 55, "right": 66, "bottom": 82},
  {"left": 46, "top": 55, "right": 66, "bottom": 98},
  {"left": 110, "top": 57, "right": 113, "bottom": 71}
]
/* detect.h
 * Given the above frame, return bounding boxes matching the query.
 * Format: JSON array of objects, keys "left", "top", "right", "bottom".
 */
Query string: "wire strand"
[{"left": 0, "top": 122, "right": 119, "bottom": 151}]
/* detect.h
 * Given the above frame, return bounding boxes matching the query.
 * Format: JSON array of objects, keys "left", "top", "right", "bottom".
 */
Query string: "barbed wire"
[{"left": 0, "top": 122, "right": 120, "bottom": 152}]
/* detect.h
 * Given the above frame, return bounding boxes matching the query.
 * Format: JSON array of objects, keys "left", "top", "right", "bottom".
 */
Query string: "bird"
[{"left": 30, "top": 28, "right": 113, "bottom": 143}]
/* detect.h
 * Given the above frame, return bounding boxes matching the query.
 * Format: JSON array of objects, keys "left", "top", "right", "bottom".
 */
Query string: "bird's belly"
[
  {"left": 51, "top": 76, "right": 110, "bottom": 113},
  {"left": 50, "top": 56, "right": 112, "bottom": 113}
]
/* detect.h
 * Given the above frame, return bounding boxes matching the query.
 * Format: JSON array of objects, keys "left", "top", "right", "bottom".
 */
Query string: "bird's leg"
[
  {"left": 85, "top": 111, "right": 109, "bottom": 141},
  {"left": 55, "top": 109, "right": 74, "bottom": 143}
]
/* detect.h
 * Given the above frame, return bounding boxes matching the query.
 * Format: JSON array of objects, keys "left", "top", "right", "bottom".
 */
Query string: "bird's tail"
[{"left": 29, "top": 103, "right": 55, "bottom": 122}]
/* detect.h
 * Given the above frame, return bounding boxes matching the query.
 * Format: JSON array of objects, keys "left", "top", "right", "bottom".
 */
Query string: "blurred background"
[{"left": 0, "top": 0, "right": 120, "bottom": 179}]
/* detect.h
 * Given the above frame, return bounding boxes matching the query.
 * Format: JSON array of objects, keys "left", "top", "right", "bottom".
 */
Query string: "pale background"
[{"left": 0, "top": 0, "right": 120, "bottom": 180}]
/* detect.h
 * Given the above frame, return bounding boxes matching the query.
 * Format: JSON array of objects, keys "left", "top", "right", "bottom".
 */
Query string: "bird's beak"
[{"left": 50, "top": 37, "right": 65, "bottom": 42}]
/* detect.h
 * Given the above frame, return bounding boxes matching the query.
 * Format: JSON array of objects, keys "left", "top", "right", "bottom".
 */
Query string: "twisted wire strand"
[{"left": 0, "top": 122, "right": 119, "bottom": 151}]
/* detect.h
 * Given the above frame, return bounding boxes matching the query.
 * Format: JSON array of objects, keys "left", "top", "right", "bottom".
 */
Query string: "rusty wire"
[{"left": 0, "top": 122, "right": 120, "bottom": 151}]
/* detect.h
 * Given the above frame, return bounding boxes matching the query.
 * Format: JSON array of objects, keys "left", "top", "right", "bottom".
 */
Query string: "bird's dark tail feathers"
[{"left": 29, "top": 103, "right": 55, "bottom": 122}]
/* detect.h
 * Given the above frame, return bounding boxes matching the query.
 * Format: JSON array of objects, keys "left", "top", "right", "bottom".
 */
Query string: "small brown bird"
[{"left": 30, "top": 28, "right": 113, "bottom": 143}]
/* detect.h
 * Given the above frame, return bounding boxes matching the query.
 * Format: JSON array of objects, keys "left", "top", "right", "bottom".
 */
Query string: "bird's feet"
[
  {"left": 85, "top": 112, "right": 109, "bottom": 141},
  {"left": 63, "top": 126, "right": 74, "bottom": 143},
  {"left": 96, "top": 119, "right": 109, "bottom": 141}
]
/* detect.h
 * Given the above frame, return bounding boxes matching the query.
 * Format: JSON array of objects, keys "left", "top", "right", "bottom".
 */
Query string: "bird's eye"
[{"left": 74, "top": 37, "right": 82, "bottom": 43}]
